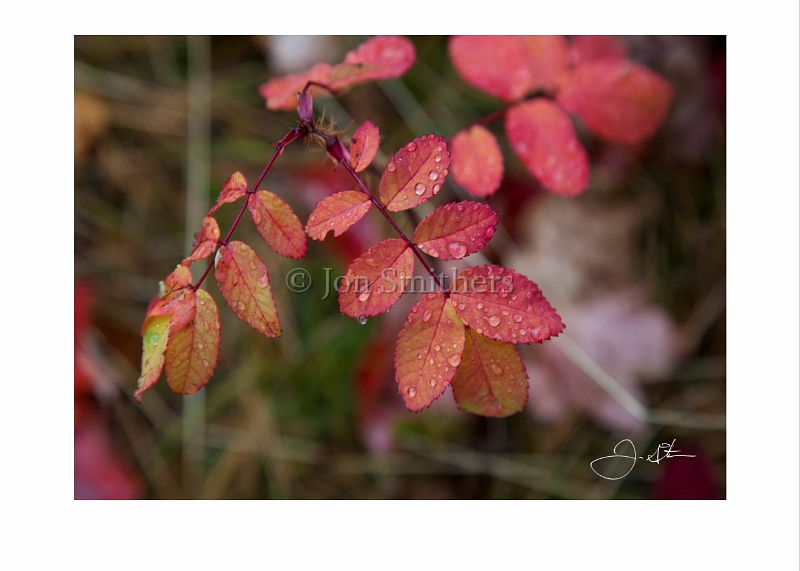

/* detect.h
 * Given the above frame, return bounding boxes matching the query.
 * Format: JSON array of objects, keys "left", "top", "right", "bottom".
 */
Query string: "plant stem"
[
  {"left": 338, "top": 151, "right": 444, "bottom": 291},
  {"left": 192, "top": 126, "right": 304, "bottom": 291}
]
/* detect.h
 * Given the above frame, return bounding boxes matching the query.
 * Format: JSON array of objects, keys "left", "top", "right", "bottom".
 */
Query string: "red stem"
[
  {"left": 192, "top": 126, "right": 304, "bottom": 291},
  {"left": 338, "top": 151, "right": 444, "bottom": 291}
]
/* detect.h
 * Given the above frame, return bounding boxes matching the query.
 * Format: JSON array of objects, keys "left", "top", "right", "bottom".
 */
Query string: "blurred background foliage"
[{"left": 74, "top": 36, "right": 725, "bottom": 499}]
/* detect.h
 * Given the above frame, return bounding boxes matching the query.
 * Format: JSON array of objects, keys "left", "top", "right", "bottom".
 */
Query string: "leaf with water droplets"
[
  {"left": 413, "top": 201, "right": 498, "bottom": 260},
  {"left": 395, "top": 293, "right": 465, "bottom": 412},
  {"left": 450, "top": 125, "right": 504, "bottom": 197},
  {"left": 183, "top": 216, "right": 220, "bottom": 265},
  {"left": 215, "top": 241, "right": 281, "bottom": 337},
  {"left": 448, "top": 36, "right": 569, "bottom": 102},
  {"left": 450, "top": 265, "right": 564, "bottom": 344},
  {"left": 306, "top": 191, "right": 372, "bottom": 241},
  {"left": 451, "top": 328, "right": 529, "bottom": 417},
  {"left": 570, "top": 35, "right": 628, "bottom": 67},
  {"left": 505, "top": 99, "right": 589, "bottom": 197},
  {"left": 144, "top": 265, "right": 193, "bottom": 327},
  {"left": 338, "top": 238, "right": 414, "bottom": 318},
  {"left": 134, "top": 314, "right": 172, "bottom": 402},
  {"left": 209, "top": 172, "right": 248, "bottom": 215},
  {"left": 379, "top": 135, "right": 450, "bottom": 212},
  {"left": 164, "top": 288, "right": 220, "bottom": 396},
  {"left": 350, "top": 120, "right": 380, "bottom": 173},
  {"left": 328, "top": 36, "right": 416, "bottom": 91},
  {"left": 248, "top": 190, "right": 307, "bottom": 259},
  {"left": 557, "top": 60, "right": 674, "bottom": 144},
  {"left": 258, "top": 62, "right": 332, "bottom": 112}
]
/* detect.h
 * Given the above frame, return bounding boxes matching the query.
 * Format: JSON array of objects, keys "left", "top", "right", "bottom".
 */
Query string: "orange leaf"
[
  {"left": 214, "top": 241, "right": 281, "bottom": 337},
  {"left": 379, "top": 135, "right": 450, "bottom": 212},
  {"left": 328, "top": 36, "right": 415, "bottom": 91},
  {"left": 413, "top": 201, "right": 497, "bottom": 260},
  {"left": 210, "top": 172, "right": 248, "bottom": 215},
  {"left": 570, "top": 35, "right": 628, "bottom": 67},
  {"left": 394, "top": 293, "right": 465, "bottom": 411},
  {"left": 248, "top": 190, "right": 307, "bottom": 259},
  {"left": 350, "top": 120, "right": 380, "bottom": 172},
  {"left": 306, "top": 191, "right": 372, "bottom": 241},
  {"left": 164, "top": 288, "right": 220, "bottom": 396},
  {"left": 183, "top": 216, "right": 220, "bottom": 265},
  {"left": 338, "top": 238, "right": 415, "bottom": 318},
  {"left": 258, "top": 62, "right": 332, "bottom": 112},
  {"left": 451, "top": 328, "right": 529, "bottom": 417},
  {"left": 557, "top": 60, "right": 674, "bottom": 144},
  {"left": 449, "top": 36, "right": 569, "bottom": 102},
  {"left": 505, "top": 99, "right": 589, "bottom": 197},
  {"left": 450, "top": 265, "right": 564, "bottom": 344},
  {"left": 450, "top": 125, "right": 504, "bottom": 197}
]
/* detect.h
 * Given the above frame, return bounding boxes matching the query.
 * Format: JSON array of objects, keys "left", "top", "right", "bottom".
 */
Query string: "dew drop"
[
  {"left": 434, "top": 155, "right": 442, "bottom": 163},
  {"left": 446, "top": 242, "right": 467, "bottom": 259},
  {"left": 519, "top": 329, "right": 527, "bottom": 335},
  {"left": 232, "top": 275, "right": 239, "bottom": 285},
  {"left": 458, "top": 303, "right": 465, "bottom": 310},
  {"left": 249, "top": 261, "right": 256, "bottom": 270},
  {"left": 513, "top": 314, "right": 523, "bottom": 323},
  {"left": 405, "top": 142, "right": 417, "bottom": 152},
  {"left": 422, "top": 309, "right": 432, "bottom": 322},
  {"left": 485, "top": 226, "right": 495, "bottom": 240},
  {"left": 484, "top": 315, "right": 501, "bottom": 327},
  {"left": 444, "top": 366, "right": 450, "bottom": 373},
  {"left": 386, "top": 161, "right": 397, "bottom": 172},
  {"left": 430, "top": 379, "right": 436, "bottom": 387},
  {"left": 499, "top": 290, "right": 508, "bottom": 298},
  {"left": 358, "top": 290, "right": 371, "bottom": 302},
  {"left": 414, "top": 182, "right": 426, "bottom": 195},
  {"left": 429, "top": 358, "right": 434, "bottom": 365},
  {"left": 428, "top": 170, "right": 438, "bottom": 181},
  {"left": 257, "top": 271, "right": 269, "bottom": 288},
  {"left": 251, "top": 209, "right": 262, "bottom": 225},
  {"left": 357, "top": 315, "right": 367, "bottom": 325},
  {"left": 417, "top": 353, "right": 422, "bottom": 359},
  {"left": 476, "top": 302, "right": 484, "bottom": 310},
  {"left": 455, "top": 203, "right": 465, "bottom": 212},
  {"left": 238, "top": 301, "right": 245, "bottom": 310},
  {"left": 436, "top": 145, "right": 443, "bottom": 152},
  {"left": 433, "top": 183, "right": 442, "bottom": 193},
  {"left": 448, "top": 354, "right": 461, "bottom": 367},
  {"left": 490, "top": 363, "right": 504, "bottom": 376},
  {"left": 434, "top": 344, "right": 441, "bottom": 351},
  {"left": 196, "top": 342, "right": 203, "bottom": 350},
  {"left": 407, "top": 386, "right": 417, "bottom": 397},
  {"left": 202, "top": 359, "right": 209, "bottom": 367},
  {"left": 472, "top": 203, "right": 480, "bottom": 211}
]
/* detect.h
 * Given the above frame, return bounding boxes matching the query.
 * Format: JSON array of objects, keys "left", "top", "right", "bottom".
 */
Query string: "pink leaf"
[
  {"left": 350, "top": 120, "right": 380, "bottom": 173},
  {"left": 379, "top": 135, "right": 450, "bottom": 212},
  {"left": 328, "top": 36, "right": 416, "bottom": 91},
  {"left": 248, "top": 191, "right": 307, "bottom": 259},
  {"left": 451, "top": 328, "right": 529, "bottom": 417},
  {"left": 557, "top": 60, "right": 674, "bottom": 144},
  {"left": 505, "top": 99, "right": 589, "bottom": 196},
  {"left": 570, "top": 35, "right": 628, "bottom": 67},
  {"left": 214, "top": 241, "right": 281, "bottom": 337},
  {"left": 183, "top": 216, "right": 220, "bottom": 265},
  {"left": 413, "top": 201, "right": 498, "bottom": 260},
  {"left": 450, "top": 125, "right": 504, "bottom": 197},
  {"left": 394, "top": 293, "right": 465, "bottom": 411},
  {"left": 306, "top": 191, "right": 372, "bottom": 241},
  {"left": 450, "top": 265, "right": 564, "bottom": 344},
  {"left": 210, "top": 172, "right": 248, "bottom": 215},
  {"left": 258, "top": 63, "right": 332, "bottom": 112},
  {"left": 338, "top": 238, "right": 415, "bottom": 318},
  {"left": 448, "top": 36, "right": 569, "bottom": 102}
]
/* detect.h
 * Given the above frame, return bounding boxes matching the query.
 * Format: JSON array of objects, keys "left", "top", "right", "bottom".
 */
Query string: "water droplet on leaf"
[
  {"left": 422, "top": 309, "right": 432, "bottom": 322},
  {"left": 446, "top": 242, "right": 467, "bottom": 259},
  {"left": 414, "top": 182, "right": 426, "bottom": 195},
  {"left": 484, "top": 315, "right": 501, "bottom": 327},
  {"left": 357, "top": 315, "right": 367, "bottom": 325}
]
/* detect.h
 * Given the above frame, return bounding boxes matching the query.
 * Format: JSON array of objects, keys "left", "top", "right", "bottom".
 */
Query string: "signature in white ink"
[{"left": 590, "top": 439, "right": 697, "bottom": 481}]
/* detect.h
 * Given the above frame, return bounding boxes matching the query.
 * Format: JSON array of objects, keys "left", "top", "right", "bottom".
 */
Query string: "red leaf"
[
  {"left": 350, "top": 120, "right": 380, "bottom": 172},
  {"left": 210, "top": 172, "right": 248, "bottom": 215},
  {"left": 258, "top": 62, "right": 332, "bottom": 112},
  {"left": 450, "top": 265, "right": 564, "bottom": 344},
  {"left": 557, "top": 60, "right": 674, "bottom": 144},
  {"left": 449, "top": 36, "right": 569, "bottom": 102},
  {"left": 214, "top": 241, "right": 281, "bottom": 337},
  {"left": 570, "top": 35, "right": 628, "bottom": 67},
  {"left": 338, "top": 238, "right": 415, "bottom": 318},
  {"left": 183, "top": 216, "right": 220, "bottom": 265},
  {"left": 306, "top": 191, "right": 372, "bottom": 241},
  {"left": 328, "top": 36, "right": 415, "bottom": 91},
  {"left": 248, "top": 190, "right": 307, "bottom": 259},
  {"left": 413, "top": 201, "right": 497, "bottom": 260},
  {"left": 394, "top": 293, "right": 466, "bottom": 411},
  {"left": 505, "top": 99, "right": 589, "bottom": 196},
  {"left": 379, "top": 135, "right": 450, "bottom": 212},
  {"left": 145, "top": 265, "right": 193, "bottom": 323},
  {"left": 134, "top": 314, "right": 171, "bottom": 402},
  {"left": 450, "top": 125, "right": 504, "bottom": 197},
  {"left": 164, "top": 288, "right": 220, "bottom": 396},
  {"left": 451, "top": 328, "right": 529, "bottom": 417}
]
